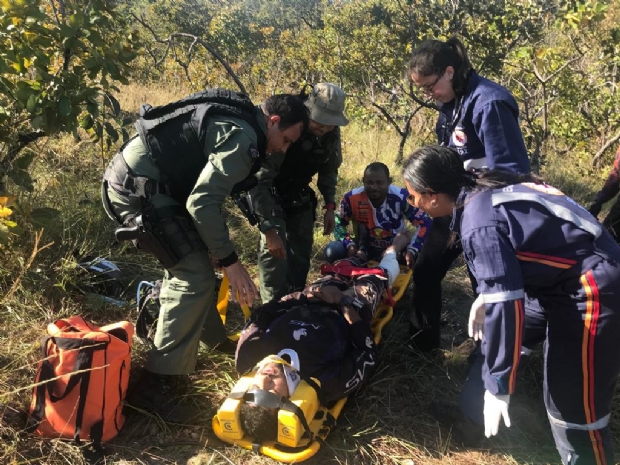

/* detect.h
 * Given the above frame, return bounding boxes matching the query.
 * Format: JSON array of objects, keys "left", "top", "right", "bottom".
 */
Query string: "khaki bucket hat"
[{"left": 305, "top": 83, "right": 349, "bottom": 127}]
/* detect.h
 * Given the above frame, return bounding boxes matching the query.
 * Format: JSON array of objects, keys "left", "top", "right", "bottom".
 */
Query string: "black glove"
[{"left": 587, "top": 202, "right": 602, "bottom": 217}]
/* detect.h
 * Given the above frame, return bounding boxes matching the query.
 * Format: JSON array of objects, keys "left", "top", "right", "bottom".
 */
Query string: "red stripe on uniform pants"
[
  {"left": 580, "top": 271, "right": 606, "bottom": 465},
  {"left": 508, "top": 299, "right": 524, "bottom": 393}
]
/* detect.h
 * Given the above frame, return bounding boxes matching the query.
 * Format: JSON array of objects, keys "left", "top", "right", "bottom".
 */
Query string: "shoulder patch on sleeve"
[{"left": 247, "top": 143, "right": 260, "bottom": 159}]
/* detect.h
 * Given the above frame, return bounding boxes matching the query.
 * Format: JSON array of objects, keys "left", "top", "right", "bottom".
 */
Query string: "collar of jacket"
[{"left": 449, "top": 187, "right": 470, "bottom": 233}]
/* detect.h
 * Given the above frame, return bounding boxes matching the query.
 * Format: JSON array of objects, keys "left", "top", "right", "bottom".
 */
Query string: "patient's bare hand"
[{"left": 305, "top": 285, "right": 343, "bottom": 304}]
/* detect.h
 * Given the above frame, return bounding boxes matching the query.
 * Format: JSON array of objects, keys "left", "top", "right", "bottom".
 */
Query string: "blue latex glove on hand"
[{"left": 483, "top": 390, "right": 511, "bottom": 437}]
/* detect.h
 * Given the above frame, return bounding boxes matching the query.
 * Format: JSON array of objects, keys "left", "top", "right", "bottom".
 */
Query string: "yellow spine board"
[
  {"left": 213, "top": 266, "right": 413, "bottom": 462},
  {"left": 277, "top": 381, "right": 319, "bottom": 447}
]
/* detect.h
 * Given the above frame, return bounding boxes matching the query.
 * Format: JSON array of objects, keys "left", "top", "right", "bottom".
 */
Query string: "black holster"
[
  {"left": 115, "top": 201, "right": 204, "bottom": 269},
  {"left": 231, "top": 191, "right": 259, "bottom": 226},
  {"left": 103, "top": 151, "right": 204, "bottom": 268},
  {"left": 279, "top": 185, "right": 317, "bottom": 213}
]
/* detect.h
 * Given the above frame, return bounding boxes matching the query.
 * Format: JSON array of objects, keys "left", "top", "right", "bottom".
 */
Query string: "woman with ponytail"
[
  {"left": 404, "top": 145, "right": 620, "bottom": 465},
  {"left": 406, "top": 36, "right": 531, "bottom": 352}
]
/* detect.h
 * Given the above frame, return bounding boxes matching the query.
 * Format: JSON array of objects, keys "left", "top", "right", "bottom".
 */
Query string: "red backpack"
[{"left": 28, "top": 316, "right": 133, "bottom": 448}]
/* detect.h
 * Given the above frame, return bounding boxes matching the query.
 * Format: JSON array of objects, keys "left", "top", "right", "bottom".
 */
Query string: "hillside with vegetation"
[{"left": 0, "top": 1, "right": 619, "bottom": 464}]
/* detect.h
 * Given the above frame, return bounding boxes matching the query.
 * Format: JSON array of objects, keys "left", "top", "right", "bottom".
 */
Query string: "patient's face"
[{"left": 254, "top": 362, "right": 289, "bottom": 397}]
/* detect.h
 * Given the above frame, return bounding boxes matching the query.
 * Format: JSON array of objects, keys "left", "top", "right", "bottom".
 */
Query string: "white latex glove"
[
  {"left": 483, "top": 390, "right": 511, "bottom": 437},
  {"left": 468, "top": 294, "right": 486, "bottom": 341}
]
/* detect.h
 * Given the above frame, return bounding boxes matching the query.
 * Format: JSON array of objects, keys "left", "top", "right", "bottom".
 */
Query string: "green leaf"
[
  {"left": 29, "top": 207, "right": 60, "bottom": 228},
  {"left": 14, "top": 152, "right": 34, "bottom": 170},
  {"left": 104, "top": 122, "right": 119, "bottom": 142},
  {"left": 86, "top": 101, "right": 99, "bottom": 117},
  {"left": 15, "top": 86, "right": 33, "bottom": 103},
  {"left": 26, "top": 94, "right": 38, "bottom": 112},
  {"left": 0, "top": 223, "right": 10, "bottom": 245},
  {"left": 8, "top": 169, "right": 33, "bottom": 191},
  {"left": 31, "top": 116, "right": 44, "bottom": 129},
  {"left": 69, "top": 12, "right": 85, "bottom": 28},
  {"left": 59, "top": 97, "right": 72, "bottom": 116},
  {"left": 84, "top": 57, "right": 99, "bottom": 70},
  {"left": 86, "top": 30, "right": 105, "bottom": 47},
  {"left": 103, "top": 92, "right": 120, "bottom": 116},
  {"left": 80, "top": 113, "right": 94, "bottom": 129}
]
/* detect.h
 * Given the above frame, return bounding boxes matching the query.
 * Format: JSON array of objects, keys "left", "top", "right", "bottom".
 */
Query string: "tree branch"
[
  {"left": 0, "top": 131, "right": 46, "bottom": 175},
  {"left": 131, "top": 14, "right": 247, "bottom": 94},
  {"left": 592, "top": 130, "right": 620, "bottom": 166}
]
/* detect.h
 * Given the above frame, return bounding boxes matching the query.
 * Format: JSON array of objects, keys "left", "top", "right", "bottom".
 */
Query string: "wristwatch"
[{"left": 338, "top": 295, "right": 355, "bottom": 311}]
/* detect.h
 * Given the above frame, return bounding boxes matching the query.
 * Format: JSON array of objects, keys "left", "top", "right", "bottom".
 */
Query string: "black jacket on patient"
[{"left": 235, "top": 273, "right": 384, "bottom": 404}]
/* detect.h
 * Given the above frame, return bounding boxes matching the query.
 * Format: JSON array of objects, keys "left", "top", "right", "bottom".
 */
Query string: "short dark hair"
[
  {"left": 263, "top": 94, "right": 310, "bottom": 132},
  {"left": 364, "top": 162, "right": 390, "bottom": 178},
  {"left": 408, "top": 36, "right": 473, "bottom": 95},
  {"left": 239, "top": 403, "right": 279, "bottom": 442}
]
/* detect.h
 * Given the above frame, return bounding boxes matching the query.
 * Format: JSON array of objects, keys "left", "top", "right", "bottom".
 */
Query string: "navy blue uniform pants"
[{"left": 460, "top": 260, "right": 620, "bottom": 465}]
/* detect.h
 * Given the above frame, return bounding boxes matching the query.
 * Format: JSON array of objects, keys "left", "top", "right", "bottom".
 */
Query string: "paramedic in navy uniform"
[
  {"left": 403, "top": 145, "right": 620, "bottom": 465},
  {"left": 406, "top": 36, "right": 531, "bottom": 352}
]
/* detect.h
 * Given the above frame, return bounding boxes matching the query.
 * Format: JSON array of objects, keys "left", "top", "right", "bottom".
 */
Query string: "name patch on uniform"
[
  {"left": 247, "top": 144, "right": 260, "bottom": 159},
  {"left": 452, "top": 125, "right": 467, "bottom": 147}
]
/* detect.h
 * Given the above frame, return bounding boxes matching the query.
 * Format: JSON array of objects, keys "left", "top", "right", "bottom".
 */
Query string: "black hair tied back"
[{"left": 463, "top": 171, "right": 478, "bottom": 187}]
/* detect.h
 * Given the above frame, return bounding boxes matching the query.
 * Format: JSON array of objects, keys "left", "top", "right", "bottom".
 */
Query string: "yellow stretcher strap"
[{"left": 216, "top": 272, "right": 251, "bottom": 341}]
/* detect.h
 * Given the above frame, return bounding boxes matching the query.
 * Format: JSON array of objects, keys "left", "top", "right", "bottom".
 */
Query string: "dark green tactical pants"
[
  {"left": 105, "top": 188, "right": 228, "bottom": 375},
  {"left": 257, "top": 205, "right": 315, "bottom": 303}
]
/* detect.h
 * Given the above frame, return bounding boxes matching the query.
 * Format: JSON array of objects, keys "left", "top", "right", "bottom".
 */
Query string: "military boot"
[{"left": 126, "top": 371, "right": 199, "bottom": 423}]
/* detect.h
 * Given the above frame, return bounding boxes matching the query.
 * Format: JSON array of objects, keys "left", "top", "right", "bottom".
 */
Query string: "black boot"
[
  {"left": 407, "top": 322, "right": 441, "bottom": 353},
  {"left": 126, "top": 371, "right": 199, "bottom": 423},
  {"left": 211, "top": 338, "right": 238, "bottom": 355}
]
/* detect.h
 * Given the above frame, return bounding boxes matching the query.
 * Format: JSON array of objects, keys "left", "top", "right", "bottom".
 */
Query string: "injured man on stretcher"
[{"left": 233, "top": 231, "right": 412, "bottom": 442}]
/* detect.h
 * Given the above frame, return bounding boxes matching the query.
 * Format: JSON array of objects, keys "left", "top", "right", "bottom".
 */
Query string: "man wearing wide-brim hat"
[{"left": 251, "top": 83, "right": 349, "bottom": 302}]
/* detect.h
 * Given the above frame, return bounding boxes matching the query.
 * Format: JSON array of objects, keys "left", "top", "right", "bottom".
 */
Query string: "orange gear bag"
[{"left": 27, "top": 315, "right": 134, "bottom": 448}]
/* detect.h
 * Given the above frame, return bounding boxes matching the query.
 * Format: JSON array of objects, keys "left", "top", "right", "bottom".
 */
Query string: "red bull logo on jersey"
[{"left": 371, "top": 227, "right": 392, "bottom": 239}]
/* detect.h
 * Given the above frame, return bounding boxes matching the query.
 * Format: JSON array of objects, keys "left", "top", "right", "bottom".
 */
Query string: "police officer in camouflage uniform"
[
  {"left": 101, "top": 89, "right": 309, "bottom": 421},
  {"left": 251, "top": 83, "right": 349, "bottom": 303}
]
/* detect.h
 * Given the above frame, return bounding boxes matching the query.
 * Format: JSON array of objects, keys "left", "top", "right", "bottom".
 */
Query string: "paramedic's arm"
[
  {"left": 402, "top": 193, "right": 432, "bottom": 267},
  {"left": 461, "top": 226, "right": 525, "bottom": 397},
  {"left": 474, "top": 100, "right": 530, "bottom": 174}
]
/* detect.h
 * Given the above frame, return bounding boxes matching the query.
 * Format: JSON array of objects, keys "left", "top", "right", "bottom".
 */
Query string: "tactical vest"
[
  {"left": 135, "top": 88, "right": 266, "bottom": 203},
  {"left": 273, "top": 127, "right": 340, "bottom": 198}
]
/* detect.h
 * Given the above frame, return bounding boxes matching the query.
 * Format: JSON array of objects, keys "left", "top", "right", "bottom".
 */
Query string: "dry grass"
[{"left": 0, "top": 82, "right": 618, "bottom": 465}]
